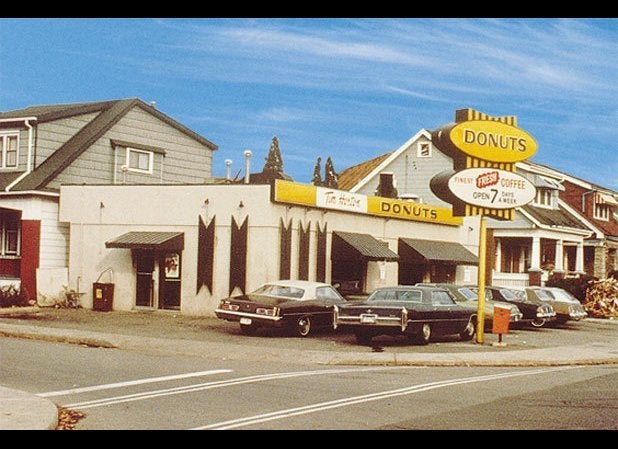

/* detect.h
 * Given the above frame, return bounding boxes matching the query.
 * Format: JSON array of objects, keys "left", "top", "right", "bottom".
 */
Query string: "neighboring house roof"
[
  {"left": 337, "top": 151, "right": 392, "bottom": 191},
  {"left": 1, "top": 98, "right": 218, "bottom": 192},
  {"left": 338, "top": 129, "right": 432, "bottom": 192},
  {"left": 0, "top": 100, "right": 120, "bottom": 123},
  {"left": 521, "top": 204, "right": 590, "bottom": 231},
  {"left": 0, "top": 172, "right": 24, "bottom": 191},
  {"left": 520, "top": 160, "right": 616, "bottom": 196},
  {"left": 519, "top": 160, "right": 618, "bottom": 237}
]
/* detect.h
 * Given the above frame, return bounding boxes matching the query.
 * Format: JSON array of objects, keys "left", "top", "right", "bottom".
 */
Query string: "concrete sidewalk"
[{"left": 1, "top": 307, "right": 617, "bottom": 430}]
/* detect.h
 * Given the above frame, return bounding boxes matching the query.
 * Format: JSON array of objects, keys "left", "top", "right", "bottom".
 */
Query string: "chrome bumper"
[
  {"left": 510, "top": 312, "right": 523, "bottom": 322},
  {"left": 214, "top": 308, "right": 283, "bottom": 322},
  {"left": 334, "top": 306, "right": 409, "bottom": 331}
]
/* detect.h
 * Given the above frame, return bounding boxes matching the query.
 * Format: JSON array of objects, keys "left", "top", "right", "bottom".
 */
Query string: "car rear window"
[
  {"left": 252, "top": 284, "right": 305, "bottom": 299},
  {"left": 431, "top": 291, "right": 456, "bottom": 305},
  {"left": 369, "top": 289, "right": 422, "bottom": 302},
  {"left": 316, "top": 286, "right": 344, "bottom": 301}
]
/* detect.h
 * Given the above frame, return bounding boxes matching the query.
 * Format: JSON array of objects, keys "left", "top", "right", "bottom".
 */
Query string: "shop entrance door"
[
  {"left": 159, "top": 253, "right": 181, "bottom": 310},
  {"left": 135, "top": 252, "right": 154, "bottom": 307},
  {"left": 398, "top": 262, "right": 425, "bottom": 285}
]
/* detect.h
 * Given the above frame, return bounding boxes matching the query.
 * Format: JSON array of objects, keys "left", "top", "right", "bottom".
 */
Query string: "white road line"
[
  {"left": 191, "top": 366, "right": 580, "bottom": 430},
  {"left": 38, "top": 369, "right": 233, "bottom": 397},
  {"left": 61, "top": 366, "right": 412, "bottom": 409}
]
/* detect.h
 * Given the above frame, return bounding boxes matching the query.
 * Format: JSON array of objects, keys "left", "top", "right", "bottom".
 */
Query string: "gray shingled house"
[
  {"left": 0, "top": 98, "right": 217, "bottom": 303},
  {"left": 337, "top": 128, "right": 594, "bottom": 287}
]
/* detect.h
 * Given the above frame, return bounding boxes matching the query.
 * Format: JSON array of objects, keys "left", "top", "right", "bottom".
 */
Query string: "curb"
[
  {"left": 0, "top": 386, "right": 58, "bottom": 430},
  {"left": 2, "top": 322, "right": 617, "bottom": 367}
]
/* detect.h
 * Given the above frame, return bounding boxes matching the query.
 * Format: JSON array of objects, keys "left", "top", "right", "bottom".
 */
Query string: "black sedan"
[
  {"left": 334, "top": 285, "right": 477, "bottom": 345},
  {"left": 215, "top": 280, "right": 347, "bottom": 337},
  {"left": 469, "top": 286, "right": 556, "bottom": 328}
]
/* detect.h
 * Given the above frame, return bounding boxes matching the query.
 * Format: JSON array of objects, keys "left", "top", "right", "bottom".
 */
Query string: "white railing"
[{"left": 491, "top": 272, "right": 529, "bottom": 288}]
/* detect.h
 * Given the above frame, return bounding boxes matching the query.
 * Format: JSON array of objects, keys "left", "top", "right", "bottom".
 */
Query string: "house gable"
[
  {"left": 4, "top": 98, "right": 217, "bottom": 191},
  {"left": 338, "top": 129, "right": 454, "bottom": 207}
]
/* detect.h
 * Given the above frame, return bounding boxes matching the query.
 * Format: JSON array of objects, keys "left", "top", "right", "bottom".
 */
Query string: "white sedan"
[{"left": 215, "top": 280, "right": 347, "bottom": 337}]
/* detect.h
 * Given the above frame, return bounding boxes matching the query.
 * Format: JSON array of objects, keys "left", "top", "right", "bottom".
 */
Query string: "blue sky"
[{"left": 1, "top": 18, "right": 617, "bottom": 188}]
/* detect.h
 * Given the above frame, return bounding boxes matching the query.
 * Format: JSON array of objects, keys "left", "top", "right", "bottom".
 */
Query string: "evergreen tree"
[
  {"left": 263, "top": 136, "right": 283, "bottom": 174},
  {"left": 312, "top": 156, "right": 323, "bottom": 186},
  {"left": 324, "top": 156, "right": 338, "bottom": 189}
]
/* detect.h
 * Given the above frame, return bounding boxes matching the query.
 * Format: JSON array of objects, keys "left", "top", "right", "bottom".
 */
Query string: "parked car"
[
  {"left": 470, "top": 286, "right": 556, "bottom": 328},
  {"left": 334, "top": 285, "right": 477, "bottom": 345},
  {"left": 416, "top": 283, "right": 523, "bottom": 331},
  {"left": 523, "top": 287, "right": 587, "bottom": 325},
  {"left": 215, "top": 280, "right": 347, "bottom": 337}
]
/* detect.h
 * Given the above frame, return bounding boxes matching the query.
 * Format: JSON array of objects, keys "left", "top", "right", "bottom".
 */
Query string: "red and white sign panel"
[{"left": 447, "top": 168, "right": 536, "bottom": 209}]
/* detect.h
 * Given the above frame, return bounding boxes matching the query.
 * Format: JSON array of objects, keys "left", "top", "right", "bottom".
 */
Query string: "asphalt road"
[{"left": 2, "top": 337, "right": 616, "bottom": 430}]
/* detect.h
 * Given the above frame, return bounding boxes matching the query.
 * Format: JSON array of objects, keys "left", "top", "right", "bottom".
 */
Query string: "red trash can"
[
  {"left": 492, "top": 304, "right": 511, "bottom": 335},
  {"left": 92, "top": 283, "right": 114, "bottom": 312}
]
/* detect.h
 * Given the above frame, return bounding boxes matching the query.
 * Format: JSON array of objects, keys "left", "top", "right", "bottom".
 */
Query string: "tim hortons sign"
[{"left": 430, "top": 108, "right": 538, "bottom": 220}]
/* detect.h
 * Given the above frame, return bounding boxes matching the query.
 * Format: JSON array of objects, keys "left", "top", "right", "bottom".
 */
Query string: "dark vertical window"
[
  {"left": 316, "top": 223, "right": 327, "bottom": 282},
  {"left": 279, "top": 218, "right": 291, "bottom": 280},
  {"left": 229, "top": 216, "right": 248, "bottom": 295},
  {"left": 298, "top": 222, "right": 310, "bottom": 280},
  {"left": 197, "top": 215, "right": 215, "bottom": 294}
]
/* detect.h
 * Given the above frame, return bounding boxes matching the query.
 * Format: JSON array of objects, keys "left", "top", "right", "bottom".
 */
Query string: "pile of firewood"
[{"left": 584, "top": 278, "right": 618, "bottom": 318}]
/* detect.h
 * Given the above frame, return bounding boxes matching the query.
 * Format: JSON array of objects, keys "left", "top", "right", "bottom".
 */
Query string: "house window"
[
  {"left": 126, "top": 147, "right": 153, "bottom": 174},
  {"left": 533, "top": 188, "right": 554, "bottom": 208},
  {"left": 0, "top": 133, "right": 19, "bottom": 169},
  {"left": 593, "top": 203, "right": 610, "bottom": 221},
  {"left": 1, "top": 214, "right": 20, "bottom": 257},
  {"left": 417, "top": 142, "right": 431, "bottom": 158}
]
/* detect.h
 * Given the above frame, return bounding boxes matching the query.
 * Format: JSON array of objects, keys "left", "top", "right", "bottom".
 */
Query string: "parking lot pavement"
[
  {"left": 1, "top": 306, "right": 617, "bottom": 430},
  {"left": 1, "top": 306, "right": 617, "bottom": 365}
]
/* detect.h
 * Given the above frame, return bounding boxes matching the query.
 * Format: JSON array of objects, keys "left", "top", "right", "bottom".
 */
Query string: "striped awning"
[
  {"left": 105, "top": 231, "right": 184, "bottom": 251},
  {"left": 331, "top": 231, "right": 399, "bottom": 262},
  {"left": 399, "top": 238, "right": 478, "bottom": 265},
  {"left": 597, "top": 192, "right": 618, "bottom": 206},
  {"left": 532, "top": 175, "right": 565, "bottom": 191}
]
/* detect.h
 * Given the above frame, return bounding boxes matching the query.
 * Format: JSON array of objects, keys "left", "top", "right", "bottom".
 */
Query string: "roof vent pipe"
[
  {"left": 225, "top": 159, "right": 233, "bottom": 181},
  {"left": 244, "top": 150, "right": 252, "bottom": 184}
]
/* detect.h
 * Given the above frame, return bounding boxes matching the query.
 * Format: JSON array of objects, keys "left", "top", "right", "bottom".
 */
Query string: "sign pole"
[{"left": 476, "top": 214, "right": 486, "bottom": 344}]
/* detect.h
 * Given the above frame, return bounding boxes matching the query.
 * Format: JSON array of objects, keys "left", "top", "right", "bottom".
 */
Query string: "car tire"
[
  {"left": 355, "top": 331, "right": 373, "bottom": 345},
  {"left": 460, "top": 320, "right": 475, "bottom": 341},
  {"left": 240, "top": 323, "right": 258, "bottom": 336},
  {"left": 530, "top": 318, "right": 546, "bottom": 328},
  {"left": 413, "top": 323, "right": 432, "bottom": 345},
  {"left": 296, "top": 316, "right": 311, "bottom": 337}
]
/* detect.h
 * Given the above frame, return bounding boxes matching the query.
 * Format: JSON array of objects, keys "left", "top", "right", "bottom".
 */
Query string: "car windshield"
[
  {"left": 368, "top": 289, "right": 423, "bottom": 302},
  {"left": 498, "top": 289, "right": 519, "bottom": 300},
  {"left": 547, "top": 288, "right": 579, "bottom": 303},
  {"left": 532, "top": 289, "right": 554, "bottom": 301},
  {"left": 457, "top": 288, "right": 478, "bottom": 300},
  {"left": 252, "top": 284, "right": 305, "bottom": 299}
]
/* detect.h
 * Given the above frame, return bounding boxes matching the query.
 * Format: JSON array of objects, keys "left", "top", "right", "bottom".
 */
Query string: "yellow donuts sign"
[{"left": 449, "top": 120, "right": 537, "bottom": 162}]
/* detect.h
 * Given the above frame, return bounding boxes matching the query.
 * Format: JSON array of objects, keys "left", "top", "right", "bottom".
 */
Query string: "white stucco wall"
[{"left": 59, "top": 183, "right": 479, "bottom": 316}]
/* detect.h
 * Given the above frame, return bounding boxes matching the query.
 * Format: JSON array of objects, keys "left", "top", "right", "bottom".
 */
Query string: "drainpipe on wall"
[
  {"left": 581, "top": 189, "right": 596, "bottom": 214},
  {"left": 3, "top": 117, "right": 37, "bottom": 191}
]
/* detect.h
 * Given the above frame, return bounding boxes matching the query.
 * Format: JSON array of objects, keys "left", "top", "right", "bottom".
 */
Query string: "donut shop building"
[{"left": 58, "top": 180, "right": 479, "bottom": 315}]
